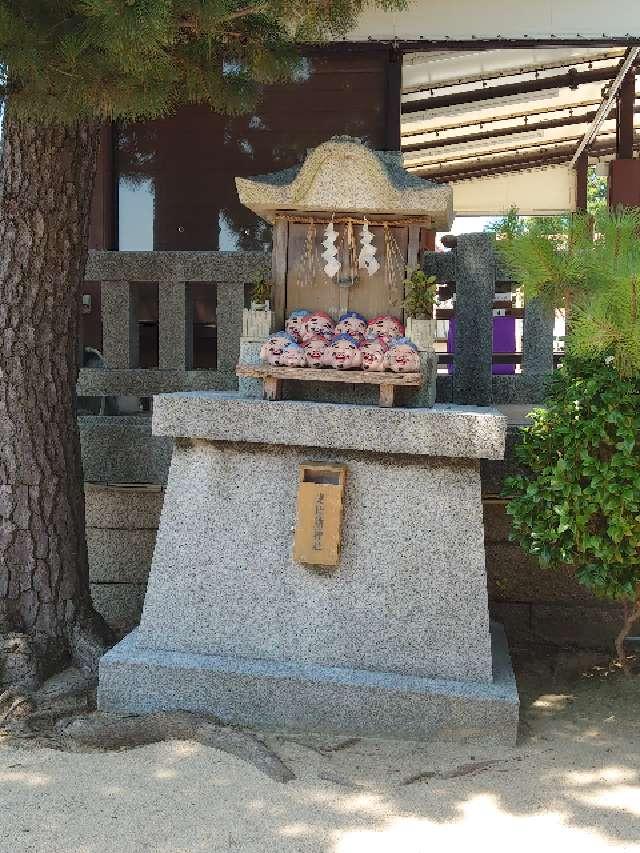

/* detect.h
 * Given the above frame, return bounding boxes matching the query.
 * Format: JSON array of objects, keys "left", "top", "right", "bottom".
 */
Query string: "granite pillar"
[
  {"left": 159, "top": 280, "right": 193, "bottom": 370},
  {"left": 101, "top": 281, "right": 138, "bottom": 368},
  {"left": 452, "top": 234, "right": 495, "bottom": 406},
  {"left": 523, "top": 297, "right": 555, "bottom": 400}
]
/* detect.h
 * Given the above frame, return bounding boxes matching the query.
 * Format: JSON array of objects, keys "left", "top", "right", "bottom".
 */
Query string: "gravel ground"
[{"left": 1, "top": 655, "right": 639, "bottom": 853}]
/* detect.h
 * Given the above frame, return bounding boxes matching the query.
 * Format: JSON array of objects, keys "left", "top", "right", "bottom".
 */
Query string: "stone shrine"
[{"left": 98, "top": 138, "right": 519, "bottom": 742}]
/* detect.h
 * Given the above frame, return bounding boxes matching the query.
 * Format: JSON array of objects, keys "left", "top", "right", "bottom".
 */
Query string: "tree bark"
[{"left": 0, "top": 111, "right": 113, "bottom": 679}]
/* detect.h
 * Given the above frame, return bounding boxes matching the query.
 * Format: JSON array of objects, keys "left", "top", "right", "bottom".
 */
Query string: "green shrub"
[
  {"left": 506, "top": 356, "right": 640, "bottom": 665},
  {"left": 404, "top": 269, "right": 438, "bottom": 319}
]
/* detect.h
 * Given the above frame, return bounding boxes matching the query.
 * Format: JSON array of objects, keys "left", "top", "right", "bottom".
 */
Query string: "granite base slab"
[{"left": 98, "top": 623, "right": 519, "bottom": 744}]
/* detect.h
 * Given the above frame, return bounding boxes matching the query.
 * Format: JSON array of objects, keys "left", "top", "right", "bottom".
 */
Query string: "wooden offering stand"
[{"left": 235, "top": 363, "right": 422, "bottom": 408}]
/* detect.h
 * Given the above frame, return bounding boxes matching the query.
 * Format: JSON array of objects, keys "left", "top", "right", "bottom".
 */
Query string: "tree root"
[
  {"left": 67, "top": 612, "right": 115, "bottom": 676},
  {"left": 57, "top": 711, "right": 295, "bottom": 783}
]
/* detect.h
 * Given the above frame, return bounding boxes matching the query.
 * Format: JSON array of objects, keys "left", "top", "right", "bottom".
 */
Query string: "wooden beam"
[
  {"left": 617, "top": 67, "right": 636, "bottom": 159},
  {"left": 575, "top": 151, "right": 588, "bottom": 212},
  {"left": 570, "top": 48, "right": 640, "bottom": 166},
  {"left": 402, "top": 66, "right": 617, "bottom": 116},
  {"left": 385, "top": 47, "right": 402, "bottom": 150}
]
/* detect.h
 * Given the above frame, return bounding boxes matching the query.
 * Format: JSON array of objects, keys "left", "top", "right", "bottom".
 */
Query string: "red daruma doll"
[
  {"left": 280, "top": 342, "right": 307, "bottom": 368},
  {"left": 335, "top": 311, "right": 367, "bottom": 339},
  {"left": 304, "top": 335, "right": 331, "bottom": 368},
  {"left": 285, "top": 309, "right": 311, "bottom": 342},
  {"left": 358, "top": 336, "right": 388, "bottom": 371},
  {"left": 366, "top": 315, "right": 405, "bottom": 345},
  {"left": 260, "top": 331, "right": 297, "bottom": 365},
  {"left": 323, "top": 333, "right": 363, "bottom": 370},
  {"left": 384, "top": 337, "right": 421, "bottom": 373},
  {"left": 301, "top": 311, "right": 334, "bottom": 342}
]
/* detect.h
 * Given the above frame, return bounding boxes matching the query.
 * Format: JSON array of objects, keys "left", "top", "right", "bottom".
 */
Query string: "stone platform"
[{"left": 98, "top": 393, "right": 519, "bottom": 742}]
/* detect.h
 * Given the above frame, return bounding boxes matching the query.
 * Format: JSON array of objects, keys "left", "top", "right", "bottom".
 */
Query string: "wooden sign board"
[{"left": 293, "top": 464, "right": 347, "bottom": 567}]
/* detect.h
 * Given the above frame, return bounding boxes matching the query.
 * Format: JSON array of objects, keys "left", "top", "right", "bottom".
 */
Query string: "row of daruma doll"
[{"left": 259, "top": 310, "right": 421, "bottom": 373}]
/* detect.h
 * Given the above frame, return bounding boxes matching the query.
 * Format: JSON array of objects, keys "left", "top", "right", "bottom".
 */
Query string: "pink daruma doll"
[
  {"left": 384, "top": 337, "right": 421, "bottom": 373},
  {"left": 301, "top": 311, "right": 334, "bottom": 342},
  {"left": 280, "top": 342, "right": 307, "bottom": 368},
  {"left": 335, "top": 311, "right": 367, "bottom": 339},
  {"left": 304, "top": 335, "right": 331, "bottom": 368},
  {"left": 367, "top": 315, "right": 405, "bottom": 342},
  {"left": 323, "top": 333, "right": 362, "bottom": 370},
  {"left": 358, "top": 336, "right": 388, "bottom": 371},
  {"left": 285, "top": 309, "right": 311, "bottom": 342},
  {"left": 260, "top": 331, "right": 296, "bottom": 365}
]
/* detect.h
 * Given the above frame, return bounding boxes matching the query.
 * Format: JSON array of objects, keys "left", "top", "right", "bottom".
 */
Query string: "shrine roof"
[{"left": 235, "top": 137, "right": 454, "bottom": 228}]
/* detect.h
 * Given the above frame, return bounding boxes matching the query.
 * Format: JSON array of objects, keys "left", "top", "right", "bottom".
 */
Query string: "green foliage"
[
  {"left": 403, "top": 268, "right": 437, "bottom": 319},
  {"left": 0, "top": 0, "right": 405, "bottom": 122},
  {"left": 506, "top": 357, "right": 640, "bottom": 604},
  {"left": 250, "top": 275, "right": 272, "bottom": 304},
  {"left": 587, "top": 169, "right": 608, "bottom": 216}
]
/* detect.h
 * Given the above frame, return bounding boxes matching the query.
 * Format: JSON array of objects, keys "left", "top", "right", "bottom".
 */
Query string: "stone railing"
[
  {"left": 424, "top": 233, "right": 556, "bottom": 406},
  {"left": 77, "top": 251, "right": 271, "bottom": 398}
]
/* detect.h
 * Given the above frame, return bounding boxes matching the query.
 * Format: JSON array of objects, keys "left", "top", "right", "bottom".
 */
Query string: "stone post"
[
  {"left": 216, "top": 279, "right": 245, "bottom": 375},
  {"left": 523, "top": 297, "right": 555, "bottom": 400},
  {"left": 158, "top": 280, "right": 192, "bottom": 370},
  {"left": 101, "top": 281, "right": 138, "bottom": 368},
  {"left": 452, "top": 234, "right": 494, "bottom": 406}
]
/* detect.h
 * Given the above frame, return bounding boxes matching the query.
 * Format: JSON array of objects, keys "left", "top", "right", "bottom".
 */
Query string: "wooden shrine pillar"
[
  {"left": 385, "top": 47, "right": 402, "bottom": 151},
  {"left": 575, "top": 151, "right": 588, "bottom": 213},
  {"left": 609, "top": 66, "right": 640, "bottom": 208}
]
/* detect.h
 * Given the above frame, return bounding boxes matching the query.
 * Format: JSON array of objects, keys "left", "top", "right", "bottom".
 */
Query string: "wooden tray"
[{"left": 236, "top": 364, "right": 422, "bottom": 408}]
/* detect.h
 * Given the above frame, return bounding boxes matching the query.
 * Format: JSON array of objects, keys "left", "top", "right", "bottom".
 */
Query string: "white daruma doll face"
[
  {"left": 324, "top": 334, "right": 362, "bottom": 370},
  {"left": 367, "top": 315, "right": 405, "bottom": 340},
  {"left": 304, "top": 335, "right": 330, "bottom": 368},
  {"left": 358, "top": 337, "right": 388, "bottom": 371},
  {"left": 335, "top": 311, "right": 367, "bottom": 339},
  {"left": 260, "top": 331, "right": 296, "bottom": 365},
  {"left": 302, "top": 311, "right": 334, "bottom": 342},
  {"left": 384, "top": 338, "right": 421, "bottom": 373},
  {"left": 280, "top": 343, "right": 307, "bottom": 368},
  {"left": 285, "top": 310, "right": 310, "bottom": 342}
]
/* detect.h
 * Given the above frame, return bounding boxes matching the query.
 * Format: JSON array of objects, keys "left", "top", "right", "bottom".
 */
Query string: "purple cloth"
[{"left": 447, "top": 316, "right": 517, "bottom": 375}]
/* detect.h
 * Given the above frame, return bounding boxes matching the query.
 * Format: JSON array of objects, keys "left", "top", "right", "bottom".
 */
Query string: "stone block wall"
[
  {"left": 85, "top": 481, "right": 634, "bottom": 652},
  {"left": 484, "top": 502, "right": 634, "bottom": 651},
  {"left": 86, "top": 484, "right": 163, "bottom": 637}
]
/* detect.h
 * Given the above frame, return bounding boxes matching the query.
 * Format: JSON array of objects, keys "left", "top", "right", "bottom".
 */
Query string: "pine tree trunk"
[{"left": 0, "top": 112, "right": 113, "bottom": 680}]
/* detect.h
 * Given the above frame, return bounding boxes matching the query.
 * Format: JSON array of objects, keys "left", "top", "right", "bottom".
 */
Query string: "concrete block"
[
  {"left": 101, "top": 281, "right": 137, "bottom": 369},
  {"left": 531, "top": 604, "right": 636, "bottom": 651},
  {"left": 80, "top": 416, "right": 172, "bottom": 484},
  {"left": 85, "top": 484, "right": 164, "bottom": 529},
  {"left": 99, "top": 624, "right": 519, "bottom": 744},
  {"left": 91, "top": 583, "right": 147, "bottom": 638},
  {"left": 152, "top": 393, "right": 507, "bottom": 461},
  {"left": 159, "top": 280, "right": 192, "bottom": 370},
  {"left": 88, "top": 528, "right": 157, "bottom": 583},
  {"left": 523, "top": 297, "right": 554, "bottom": 377}
]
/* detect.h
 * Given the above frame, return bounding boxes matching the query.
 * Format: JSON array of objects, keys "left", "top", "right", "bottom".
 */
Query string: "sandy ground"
[{"left": 2, "top": 658, "right": 640, "bottom": 853}]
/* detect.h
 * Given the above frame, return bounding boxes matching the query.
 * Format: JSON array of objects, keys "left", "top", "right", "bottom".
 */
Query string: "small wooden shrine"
[{"left": 235, "top": 137, "right": 453, "bottom": 407}]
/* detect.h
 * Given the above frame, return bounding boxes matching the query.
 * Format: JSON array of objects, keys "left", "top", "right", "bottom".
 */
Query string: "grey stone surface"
[
  {"left": 90, "top": 583, "right": 147, "bottom": 637},
  {"left": 85, "top": 484, "right": 164, "bottom": 529},
  {"left": 101, "top": 281, "right": 137, "bottom": 369},
  {"left": 238, "top": 340, "right": 263, "bottom": 398},
  {"left": 407, "top": 351, "right": 438, "bottom": 409},
  {"left": 453, "top": 234, "right": 495, "bottom": 406},
  {"left": 158, "top": 280, "right": 192, "bottom": 370},
  {"left": 77, "top": 369, "right": 236, "bottom": 396},
  {"left": 423, "top": 250, "right": 455, "bottom": 282},
  {"left": 152, "top": 394, "right": 506, "bottom": 461},
  {"left": 137, "top": 436, "right": 494, "bottom": 683},
  {"left": 522, "top": 297, "right": 555, "bottom": 377},
  {"left": 87, "top": 528, "right": 157, "bottom": 583},
  {"left": 80, "top": 416, "right": 173, "bottom": 484},
  {"left": 216, "top": 279, "right": 245, "bottom": 375},
  {"left": 98, "top": 624, "right": 518, "bottom": 744},
  {"left": 87, "top": 251, "right": 271, "bottom": 283}
]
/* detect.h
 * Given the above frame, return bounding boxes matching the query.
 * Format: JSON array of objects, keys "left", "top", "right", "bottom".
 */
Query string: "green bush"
[
  {"left": 404, "top": 269, "right": 438, "bottom": 319},
  {"left": 506, "top": 356, "right": 640, "bottom": 665}
]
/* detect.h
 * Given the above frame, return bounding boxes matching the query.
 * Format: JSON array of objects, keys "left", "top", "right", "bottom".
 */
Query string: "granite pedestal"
[{"left": 98, "top": 393, "right": 519, "bottom": 743}]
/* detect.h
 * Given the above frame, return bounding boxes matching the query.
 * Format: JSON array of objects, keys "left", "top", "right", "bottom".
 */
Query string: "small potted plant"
[
  {"left": 242, "top": 276, "right": 274, "bottom": 339},
  {"left": 404, "top": 268, "right": 438, "bottom": 351}
]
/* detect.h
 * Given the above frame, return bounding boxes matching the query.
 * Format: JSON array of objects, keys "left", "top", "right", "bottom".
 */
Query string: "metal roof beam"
[{"left": 402, "top": 65, "right": 619, "bottom": 115}]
